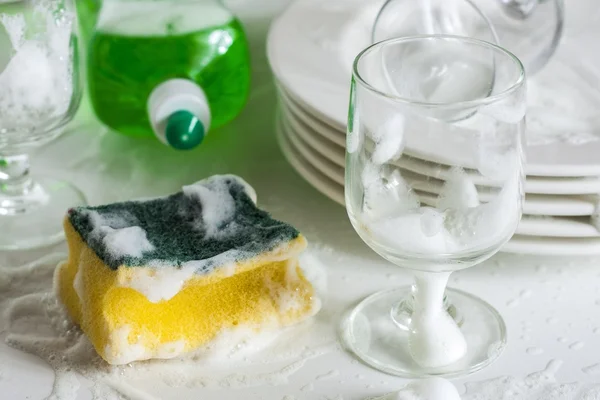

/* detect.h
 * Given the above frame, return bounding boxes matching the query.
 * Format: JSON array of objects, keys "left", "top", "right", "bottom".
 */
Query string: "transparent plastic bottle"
[
  {"left": 84, "top": 0, "right": 251, "bottom": 150},
  {"left": 76, "top": 0, "right": 100, "bottom": 45}
]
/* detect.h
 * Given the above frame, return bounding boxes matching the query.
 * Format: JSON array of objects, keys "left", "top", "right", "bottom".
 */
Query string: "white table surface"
[{"left": 1, "top": 1, "right": 600, "bottom": 399}]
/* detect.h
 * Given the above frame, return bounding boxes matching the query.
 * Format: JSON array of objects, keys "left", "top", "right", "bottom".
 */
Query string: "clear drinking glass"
[
  {"left": 342, "top": 36, "right": 526, "bottom": 377},
  {"left": 0, "top": 0, "right": 86, "bottom": 250}
]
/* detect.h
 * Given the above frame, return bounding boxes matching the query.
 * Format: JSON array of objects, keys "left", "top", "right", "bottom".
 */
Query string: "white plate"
[
  {"left": 278, "top": 85, "right": 345, "bottom": 147},
  {"left": 412, "top": 190, "right": 600, "bottom": 238},
  {"left": 279, "top": 84, "right": 600, "bottom": 195},
  {"left": 276, "top": 113, "right": 345, "bottom": 205},
  {"left": 268, "top": 0, "right": 600, "bottom": 177},
  {"left": 278, "top": 92, "right": 600, "bottom": 214},
  {"left": 279, "top": 107, "right": 600, "bottom": 240},
  {"left": 503, "top": 235, "right": 600, "bottom": 256},
  {"left": 277, "top": 110, "right": 600, "bottom": 254}
]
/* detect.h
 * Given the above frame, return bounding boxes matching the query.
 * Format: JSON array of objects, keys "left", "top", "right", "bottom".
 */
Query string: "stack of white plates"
[{"left": 267, "top": 0, "right": 600, "bottom": 255}]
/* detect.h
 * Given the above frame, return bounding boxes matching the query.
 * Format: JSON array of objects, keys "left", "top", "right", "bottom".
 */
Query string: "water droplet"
[
  {"left": 526, "top": 347, "right": 544, "bottom": 356},
  {"left": 520, "top": 289, "right": 532, "bottom": 298},
  {"left": 582, "top": 363, "right": 600, "bottom": 375},
  {"left": 546, "top": 317, "right": 559, "bottom": 324},
  {"left": 557, "top": 337, "right": 568, "bottom": 343},
  {"left": 315, "top": 369, "right": 339, "bottom": 381},
  {"left": 536, "top": 265, "right": 548, "bottom": 273},
  {"left": 507, "top": 299, "right": 519, "bottom": 307},
  {"left": 569, "top": 341, "right": 584, "bottom": 350},
  {"left": 356, "top": 374, "right": 365, "bottom": 380},
  {"left": 300, "top": 383, "right": 314, "bottom": 392}
]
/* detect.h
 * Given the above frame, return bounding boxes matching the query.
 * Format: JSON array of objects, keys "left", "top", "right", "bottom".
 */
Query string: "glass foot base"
[
  {"left": 341, "top": 286, "right": 506, "bottom": 378},
  {"left": 0, "top": 177, "right": 86, "bottom": 250},
  {"left": 391, "top": 292, "right": 463, "bottom": 331}
]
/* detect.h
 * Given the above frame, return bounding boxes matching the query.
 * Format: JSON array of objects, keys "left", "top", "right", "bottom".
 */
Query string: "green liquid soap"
[{"left": 86, "top": 1, "right": 251, "bottom": 147}]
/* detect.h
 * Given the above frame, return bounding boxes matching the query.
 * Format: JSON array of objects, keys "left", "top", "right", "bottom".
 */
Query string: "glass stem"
[
  {"left": 0, "top": 154, "right": 33, "bottom": 197},
  {"left": 412, "top": 271, "right": 451, "bottom": 316},
  {"left": 392, "top": 270, "right": 463, "bottom": 330}
]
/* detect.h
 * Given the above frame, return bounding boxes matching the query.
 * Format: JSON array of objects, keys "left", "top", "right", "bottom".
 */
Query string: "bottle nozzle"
[
  {"left": 148, "top": 79, "right": 211, "bottom": 150},
  {"left": 165, "top": 110, "right": 205, "bottom": 150}
]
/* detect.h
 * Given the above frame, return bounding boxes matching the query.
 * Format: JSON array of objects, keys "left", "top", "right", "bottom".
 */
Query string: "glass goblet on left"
[{"left": 0, "top": 0, "right": 86, "bottom": 250}]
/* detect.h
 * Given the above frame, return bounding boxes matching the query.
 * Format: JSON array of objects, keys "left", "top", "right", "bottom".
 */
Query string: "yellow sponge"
[{"left": 55, "top": 176, "right": 320, "bottom": 365}]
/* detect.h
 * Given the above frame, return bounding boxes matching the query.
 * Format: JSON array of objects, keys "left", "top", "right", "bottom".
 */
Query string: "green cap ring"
[{"left": 165, "top": 110, "right": 205, "bottom": 150}]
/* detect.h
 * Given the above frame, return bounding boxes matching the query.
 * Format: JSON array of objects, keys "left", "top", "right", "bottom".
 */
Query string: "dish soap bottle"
[
  {"left": 86, "top": 0, "right": 251, "bottom": 150},
  {"left": 76, "top": 0, "right": 100, "bottom": 45}
]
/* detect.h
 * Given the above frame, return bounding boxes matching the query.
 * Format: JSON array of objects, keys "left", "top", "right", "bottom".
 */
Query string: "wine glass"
[
  {"left": 372, "top": 0, "right": 499, "bottom": 330},
  {"left": 372, "top": 0, "right": 563, "bottom": 75},
  {"left": 342, "top": 36, "right": 526, "bottom": 377},
  {"left": 0, "top": 0, "right": 86, "bottom": 250},
  {"left": 372, "top": 0, "right": 499, "bottom": 44},
  {"left": 474, "top": 0, "right": 563, "bottom": 75}
]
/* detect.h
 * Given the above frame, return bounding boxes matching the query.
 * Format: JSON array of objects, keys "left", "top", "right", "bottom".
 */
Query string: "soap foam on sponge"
[{"left": 55, "top": 175, "right": 321, "bottom": 365}]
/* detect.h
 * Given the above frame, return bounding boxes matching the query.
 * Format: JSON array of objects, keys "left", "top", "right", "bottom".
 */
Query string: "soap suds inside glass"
[{"left": 0, "top": 2, "right": 74, "bottom": 133}]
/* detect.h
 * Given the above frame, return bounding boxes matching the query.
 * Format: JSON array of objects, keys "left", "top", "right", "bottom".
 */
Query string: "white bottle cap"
[{"left": 147, "top": 79, "right": 211, "bottom": 150}]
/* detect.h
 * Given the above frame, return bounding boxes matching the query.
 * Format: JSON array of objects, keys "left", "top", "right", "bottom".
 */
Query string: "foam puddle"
[
  {"left": 375, "top": 360, "right": 600, "bottom": 400},
  {"left": 0, "top": 253, "right": 336, "bottom": 400},
  {"left": 6, "top": 253, "right": 600, "bottom": 400},
  {"left": 461, "top": 359, "right": 598, "bottom": 400}
]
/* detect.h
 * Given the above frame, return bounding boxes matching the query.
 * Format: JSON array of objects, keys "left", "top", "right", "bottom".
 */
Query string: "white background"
[{"left": 1, "top": 0, "right": 600, "bottom": 398}]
